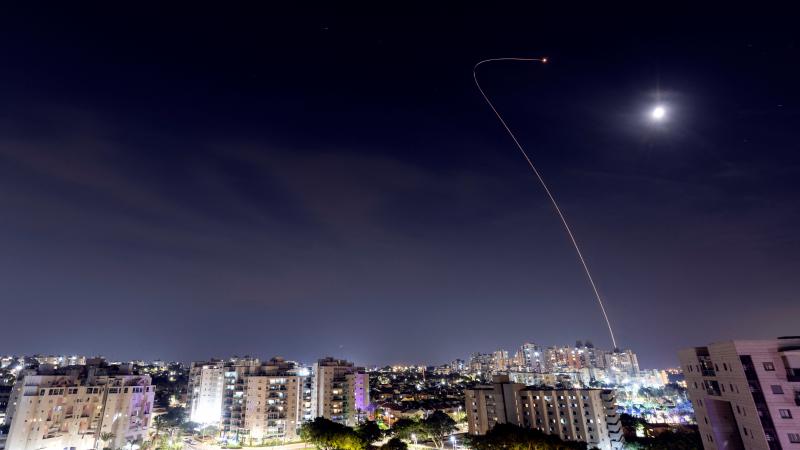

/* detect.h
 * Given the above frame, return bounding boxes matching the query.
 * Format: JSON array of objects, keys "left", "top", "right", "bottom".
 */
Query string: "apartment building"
[
  {"left": 603, "top": 350, "right": 640, "bottom": 377},
  {"left": 4, "top": 362, "right": 154, "bottom": 450},
  {"left": 188, "top": 360, "right": 225, "bottom": 424},
  {"left": 679, "top": 337, "right": 800, "bottom": 450},
  {"left": 188, "top": 357, "right": 308, "bottom": 444},
  {"left": 311, "top": 357, "right": 369, "bottom": 426},
  {"left": 465, "top": 375, "right": 623, "bottom": 450},
  {"left": 464, "top": 374, "right": 525, "bottom": 434},
  {"left": 188, "top": 356, "right": 368, "bottom": 441}
]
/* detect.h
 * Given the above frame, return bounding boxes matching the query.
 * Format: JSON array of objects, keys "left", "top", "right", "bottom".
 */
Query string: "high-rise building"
[
  {"left": 465, "top": 375, "right": 623, "bottom": 450},
  {"left": 311, "top": 357, "right": 369, "bottom": 426},
  {"left": 492, "top": 350, "right": 510, "bottom": 373},
  {"left": 468, "top": 353, "right": 495, "bottom": 375},
  {"left": 4, "top": 362, "right": 154, "bottom": 450},
  {"left": 239, "top": 359, "right": 305, "bottom": 442},
  {"left": 449, "top": 359, "right": 466, "bottom": 373},
  {"left": 188, "top": 360, "right": 225, "bottom": 424},
  {"left": 511, "top": 350, "right": 525, "bottom": 371},
  {"left": 514, "top": 341, "right": 639, "bottom": 376},
  {"left": 679, "top": 337, "right": 800, "bottom": 449},
  {"left": 521, "top": 343, "right": 545, "bottom": 373},
  {"left": 188, "top": 357, "right": 307, "bottom": 443},
  {"left": 465, "top": 374, "right": 525, "bottom": 434},
  {"left": 603, "top": 350, "right": 640, "bottom": 378}
]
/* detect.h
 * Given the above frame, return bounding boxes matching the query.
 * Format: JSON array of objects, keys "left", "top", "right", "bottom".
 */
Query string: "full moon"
[{"left": 651, "top": 105, "right": 666, "bottom": 121}]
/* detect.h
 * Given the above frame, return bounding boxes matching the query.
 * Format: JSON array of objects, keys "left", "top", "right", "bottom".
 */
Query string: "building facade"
[
  {"left": 679, "top": 337, "right": 800, "bottom": 450},
  {"left": 603, "top": 350, "right": 640, "bottom": 378},
  {"left": 188, "top": 357, "right": 307, "bottom": 444},
  {"left": 521, "top": 343, "right": 545, "bottom": 373},
  {"left": 311, "top": 358, "right": 369, "bottom": 427},
  {"left": 188, "top": 360, "right": 225, "bottom": 424},
  {"left": 467, "top": 344, "right": 639, "bottom": 379},
  {"left": 465, "top": 375, "right": 623, "bottom": 450},
  {"left": 4, "top": 364, "right": 154, "bottom": 450}
]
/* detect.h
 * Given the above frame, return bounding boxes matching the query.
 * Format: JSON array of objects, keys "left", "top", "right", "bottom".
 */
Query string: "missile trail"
[{"left": 473, "top": 57, "right": 618, "bottom": 349}]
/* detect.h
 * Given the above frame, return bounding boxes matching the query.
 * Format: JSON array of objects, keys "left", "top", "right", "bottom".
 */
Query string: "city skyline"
[{"left": 1, "top": 7, "right": 799, "bottom": 368}]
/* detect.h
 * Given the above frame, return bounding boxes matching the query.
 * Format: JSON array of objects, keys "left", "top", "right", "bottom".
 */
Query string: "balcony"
[
  {"left": 698, "top": 356, "right": 716, "bottom": 377},
  {"left": 704, "top": 380, "right": 721, "bottom": 397}
]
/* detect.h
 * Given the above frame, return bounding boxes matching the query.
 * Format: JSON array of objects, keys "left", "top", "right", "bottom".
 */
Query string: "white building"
[
  {"left": 4, "top": 363, "right": 154, "bottom": 450},
  {"left": 188, "top": 361, "right": 225, "bottom": 424},
  {"left": 311, "top": 357, "right": 369, "bottom": 426},
  {"left": 521, "top": 343, "right": 545, "bottom": 373},
  {"left": 188, "top": 357, "right": 310, "bottom": 444},
  {"left": 603, "top": 350, "right": 640, "bottom": 378},
  {"left": 679, "top": 337, "right": 800, "bottom": 449}
]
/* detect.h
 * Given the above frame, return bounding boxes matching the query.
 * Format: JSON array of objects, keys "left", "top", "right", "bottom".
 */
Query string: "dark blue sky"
[{"left": 1, "top": 6, "right": 798, "bottom": 367}]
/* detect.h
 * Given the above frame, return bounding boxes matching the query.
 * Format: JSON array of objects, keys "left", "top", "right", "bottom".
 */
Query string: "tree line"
[{"left": 300, "top": 410, "right": 458, "bottom": 450}]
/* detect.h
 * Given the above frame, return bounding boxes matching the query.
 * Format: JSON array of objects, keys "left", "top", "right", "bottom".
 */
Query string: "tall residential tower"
[{"left": 679, "top": 337, "right": 800, "bottom": 449}]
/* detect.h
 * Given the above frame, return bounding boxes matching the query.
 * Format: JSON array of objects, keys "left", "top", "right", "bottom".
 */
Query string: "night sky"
[{"left": 1, "top": 6, "right": 798, "bottom": 368}]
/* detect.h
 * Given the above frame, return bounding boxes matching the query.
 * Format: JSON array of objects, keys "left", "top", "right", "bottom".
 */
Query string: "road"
[
  {"left": 184, "top": 440, "right": 313, "bottom": 450},
  {"left": 183, "top": 436, "right": 463, "bottom": 450}
]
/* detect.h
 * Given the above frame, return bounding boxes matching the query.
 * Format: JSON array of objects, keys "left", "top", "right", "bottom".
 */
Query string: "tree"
[
  {"left": 197, "top": 424, "right": 220, "bottom": 441},
  {"left": 153, "top": 415, "right": 168, "bottom": 438},
  {"left": 99, "top": 432, "right": 116, "bottom": 450},
  {"left": 381, "top": 437, "right": 409, "bottom": 450},
  {"left": 161, "top": 406, "right": 188, "bottom": 428},
  {"left": 625, "top": 430, "right": 702, "bottom": 450},
  {"left": 467, "top": 423, "right": 587, "bottom": 450},
  {"left": 390, "top": 418, "right": 423, "bottom": 441},
  {"left": 419, "top": 411, "right": 456, "bottom": 449},
  {"left": 357, "top": 420, "right": 383, "bottom": 445},
  {"left": 300, "top": 417, "right": 366, "bottom": 450}
]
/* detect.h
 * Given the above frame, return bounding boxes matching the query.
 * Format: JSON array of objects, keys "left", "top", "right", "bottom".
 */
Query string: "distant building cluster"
[
  {"left": 369, "top": 365, "right": 467, "bottom": 427},
  {"left": 461, "top": 341, "right": 641, "bottom": 385},
  {"left": 452, "top": 341, "right": 694, "bottom": 448}
]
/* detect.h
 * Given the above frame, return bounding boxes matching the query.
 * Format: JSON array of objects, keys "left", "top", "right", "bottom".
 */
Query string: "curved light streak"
[{"left": 473, "top": 57, "right": 618, "bottom": 348}]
